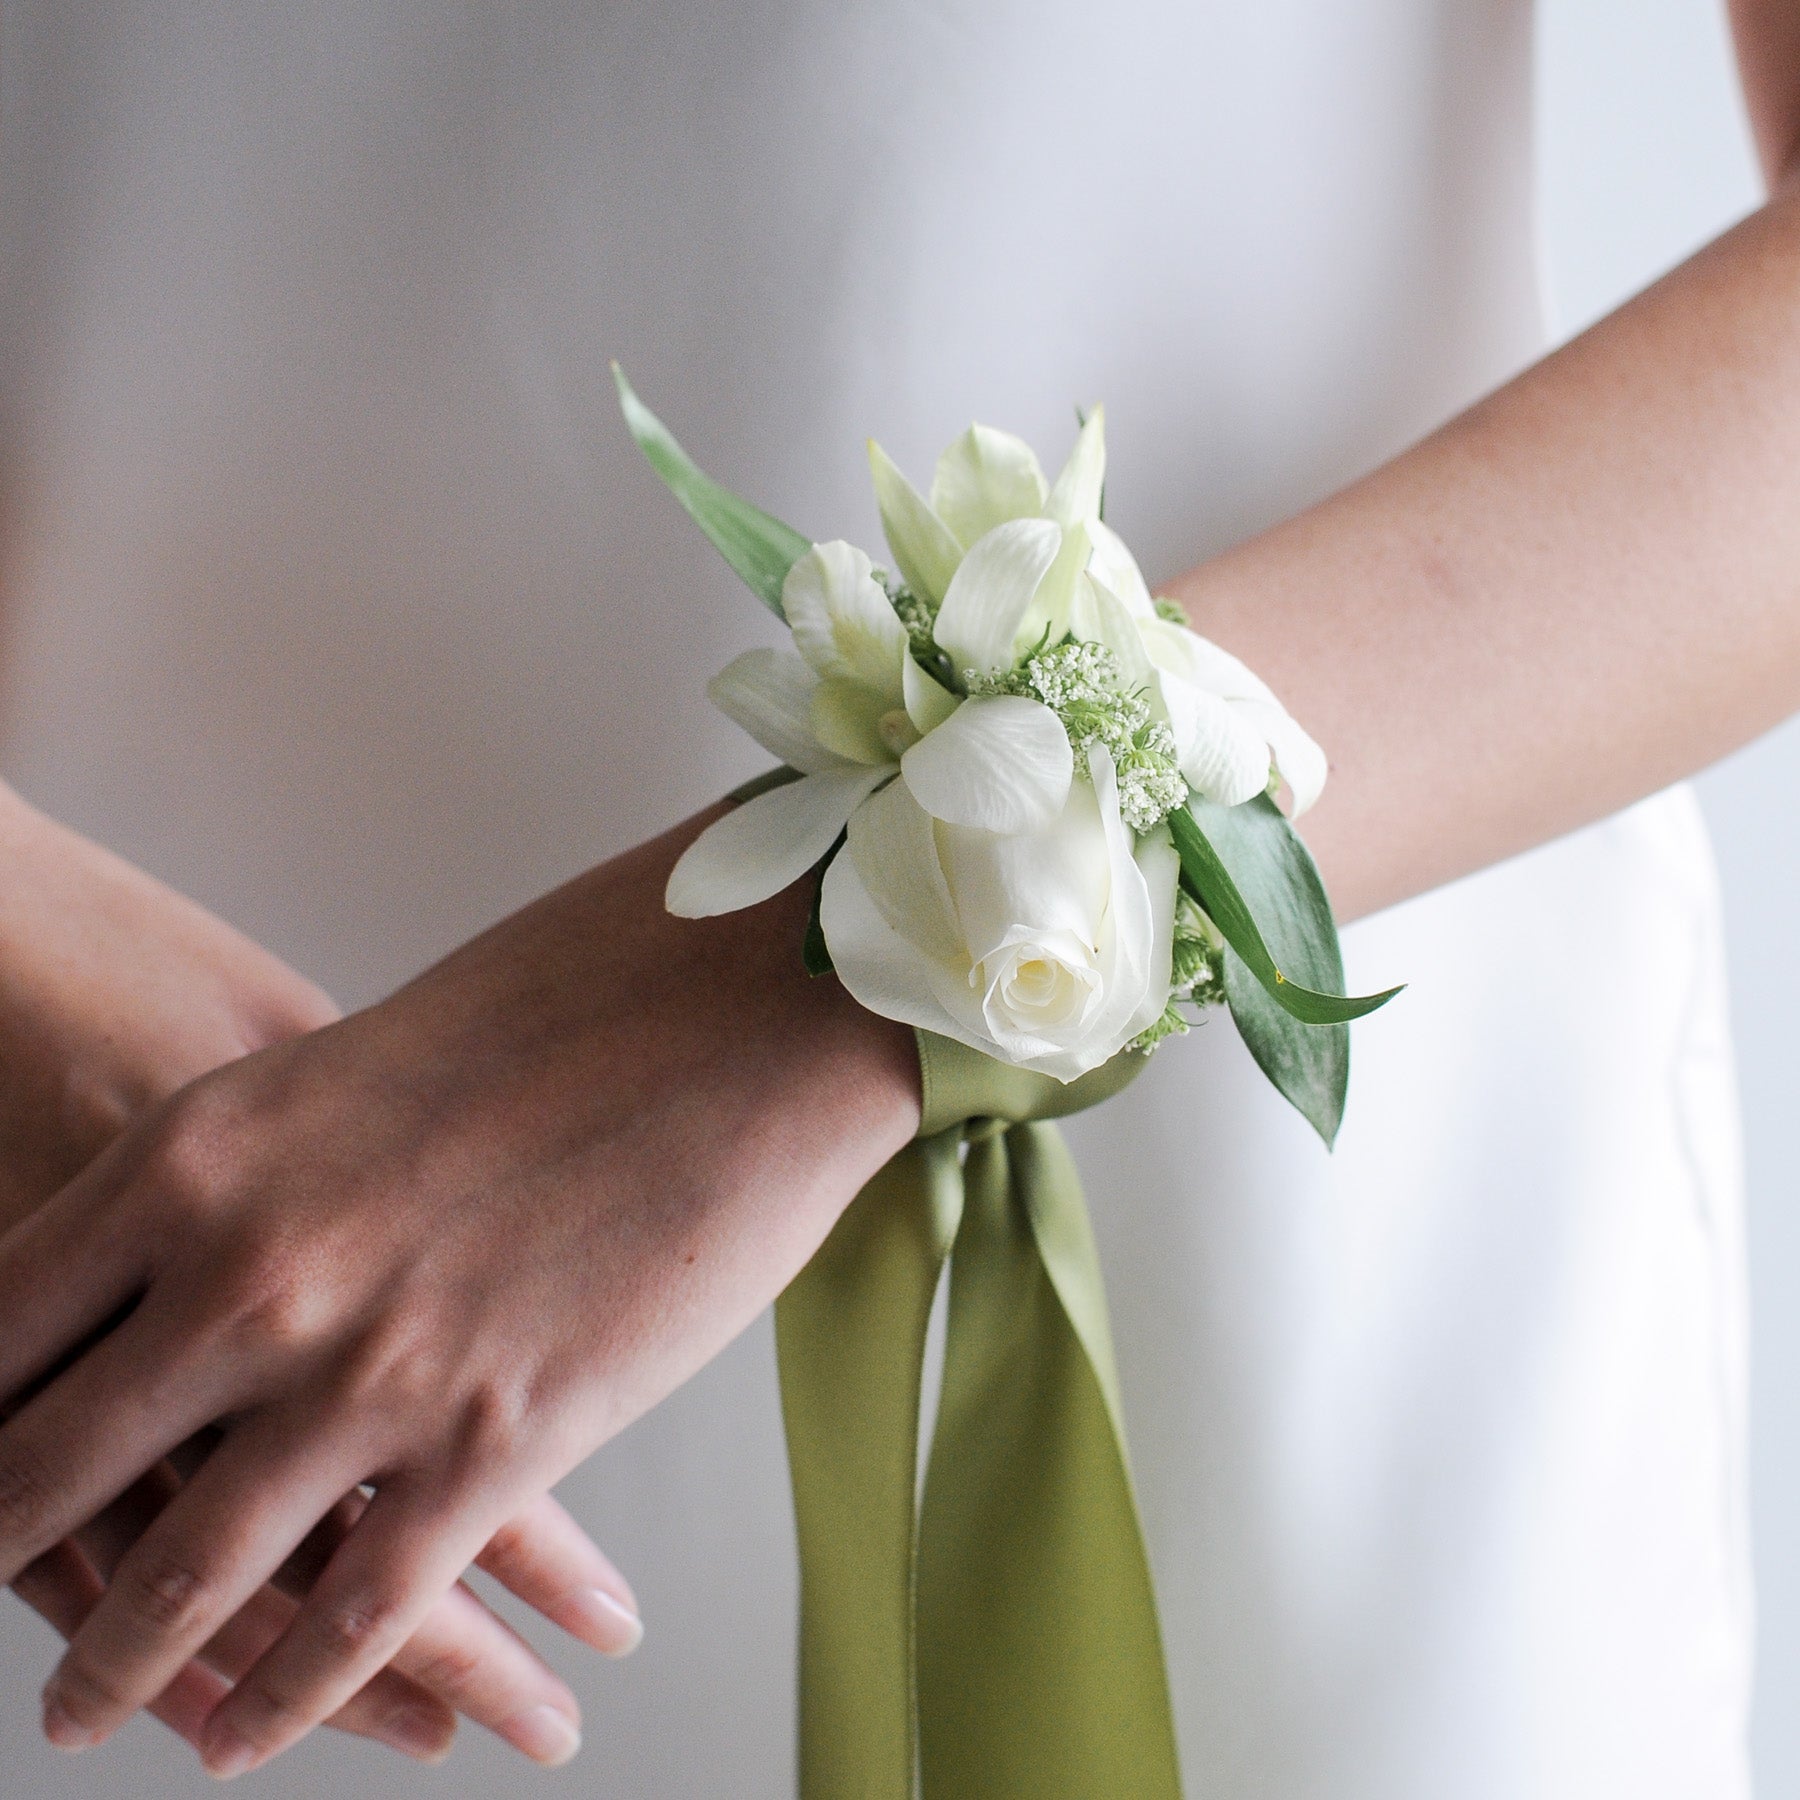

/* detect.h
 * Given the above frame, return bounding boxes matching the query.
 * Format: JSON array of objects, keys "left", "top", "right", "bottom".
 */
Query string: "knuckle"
[
  {"left": 408, "top": 1641, "right": 483, "bottom": 1699},
  {"left": 478, "top": 1518, "right": 534, "bottom": 1586},
  {"left": 313, "top": 1589, "right": 405, "bottom": 1660},
  {"left": 141, "top": 1087, "right": 241, "bottom": 1222},
  {"left": 121, "top": 1551, "right": 209, "bottom": 1634}
]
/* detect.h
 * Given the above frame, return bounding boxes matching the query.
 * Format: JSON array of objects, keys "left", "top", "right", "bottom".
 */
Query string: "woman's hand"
[
  {"left": 0, "top": 803, "right": 920, "bottom": 1779},
  {"left": 0, "top": 785, "right": 642, "bottom": 1767}
]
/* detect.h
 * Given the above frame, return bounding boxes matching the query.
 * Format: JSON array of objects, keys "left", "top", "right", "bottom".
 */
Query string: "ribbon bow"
[{"left": 775, "top": 1031, "right": 1183, "bottom": 1798}]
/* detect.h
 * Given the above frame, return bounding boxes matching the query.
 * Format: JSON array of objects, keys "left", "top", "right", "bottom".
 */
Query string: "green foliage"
[
  {"left": 1169, "top": 795, "right": 1402, "bottom": 1146},
  {"left": 614, "top": 363, "right": 811, "bottom": 617}
]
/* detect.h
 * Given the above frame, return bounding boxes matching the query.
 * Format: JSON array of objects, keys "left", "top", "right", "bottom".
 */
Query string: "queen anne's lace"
[{"left": 965, "top": 641, "right": 1187, "bottom": 834}]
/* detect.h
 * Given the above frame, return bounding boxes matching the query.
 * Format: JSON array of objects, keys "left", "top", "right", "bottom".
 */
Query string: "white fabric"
[{"left": 0, "top": 2, "right": 1749, "bottom": 1796}]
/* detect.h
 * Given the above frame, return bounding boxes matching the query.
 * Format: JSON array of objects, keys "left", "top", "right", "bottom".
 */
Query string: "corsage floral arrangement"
[{"left": 617, "top": 366, "right": 1396, "bottom": 1142}]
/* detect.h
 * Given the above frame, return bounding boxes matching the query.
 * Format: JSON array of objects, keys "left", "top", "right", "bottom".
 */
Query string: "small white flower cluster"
[{"left": 964, "top": 641, "right": 1187, "bottom": 835}]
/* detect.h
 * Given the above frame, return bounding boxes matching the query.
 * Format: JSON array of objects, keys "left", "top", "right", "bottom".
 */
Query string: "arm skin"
[
  {"left": 1175, "top": 4, "right": 1800, "bottom": 923},
  {"left": 0, "top": 787, "right": 642, "bottom": 1769},
  {"left": 3, "top": 4, "right": 1800, "bottom": 1783}
]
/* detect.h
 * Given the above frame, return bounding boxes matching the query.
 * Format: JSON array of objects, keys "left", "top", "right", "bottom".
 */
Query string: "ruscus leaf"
[{"left": 613, "top": 362, "right": 811, "bottom": 617}]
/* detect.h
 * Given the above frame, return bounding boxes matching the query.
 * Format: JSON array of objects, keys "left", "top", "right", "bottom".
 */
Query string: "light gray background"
[{"left": 1, "top": 1, "right": 1797, "bottom": 1794}]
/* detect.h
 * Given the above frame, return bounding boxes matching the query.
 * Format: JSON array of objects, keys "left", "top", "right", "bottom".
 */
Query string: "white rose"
[{"left": 820, "top": 744, "right": 1177, "bottom": 1082}]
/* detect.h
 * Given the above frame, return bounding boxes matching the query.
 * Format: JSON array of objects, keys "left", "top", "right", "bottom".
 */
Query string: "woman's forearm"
[{"left": 1169, "top": 171, "right": 1800, "bottom": 922}]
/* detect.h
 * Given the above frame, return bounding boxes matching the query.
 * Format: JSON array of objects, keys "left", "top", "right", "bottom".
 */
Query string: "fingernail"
[
  {"left": 202, "top": 1728, "right": 261, "bottom": 1781},
  {"left": 508, "top": 1704, "right": 582, "bottom": 1767},
  {"left": 380, "top": 1706, "right": 454, "bottom": 1764},
  {"left": 42, "top": 1692, "right": 99, "bottom": 1752},
  {"left": 564, "top": 1585, "right": 644, "bottom": 1657}
]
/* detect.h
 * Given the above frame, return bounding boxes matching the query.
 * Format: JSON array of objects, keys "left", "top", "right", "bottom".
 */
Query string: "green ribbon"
[{"left": 775, "top": 1031, "right": 1183, "bottom": 1799}]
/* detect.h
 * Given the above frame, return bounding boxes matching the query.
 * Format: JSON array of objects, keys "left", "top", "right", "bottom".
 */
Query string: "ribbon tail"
[
  {"left": 916, "top": 1120, "right": 1183, "bottom": 1798},
  {"left": 774, "top": 1132, "right": 964, "bottom": 1800}
]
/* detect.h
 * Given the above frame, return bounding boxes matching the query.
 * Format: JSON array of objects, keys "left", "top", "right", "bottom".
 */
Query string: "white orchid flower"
[
  {"left": 866, "top": 407, "right": 1107, "bottom": 613},
  {"left": 666, "top": 539, "right": 957, "bottom": 917},
  {"left": 1067, "top": 517, "right": 1326, "bottom": 817},
  {"left": 820, "top": 743, "right": 1177, "bottom": 1082}
]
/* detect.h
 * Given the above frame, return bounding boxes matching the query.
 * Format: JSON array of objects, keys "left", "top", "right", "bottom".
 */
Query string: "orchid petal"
[
  {"left": 782, "top": 540, "right": 909, "bottom": 700},
  {"left": 868, "top": 440, "right": 964, "bottom": 608},
  {"left": 811, "top": 677, "right": 906, "bottom": 766},
  {"left": 930, "top": 424, "right": 1049, "bottom": 549},
  {"left": 665, "top": 766, "right": 886, "bottom": 917},
  {"left": 900, "top": 695, "right": 1073, "bottom": 834},
  {"left": 1018, "top": 520, "right": 1089, "bottom": 651},
  {"left": 932, "top": 518, "right": 1062, "bottom": 678},
  {"left": 1046, "top": 405, "right": 1106, "bottom": 528},
  {"left": 1239, "top": 698, "right": 1328, "bottom": 815},
  {"left": 707, "top": 648, "right": 848, "bottom": 776},
  {"left": 1071, "top": 573, "right": 1153, "bottom": 688},
  {"left": 1162, "top": 678, "right": 1273, "bottom": 807},
  {"left": 1087, "top": 518, "right": 1157, "bottom": 619},
  {"left": 903, "top": 653, "right": 961, "bottom": 734},
  {"left": 1139, "top": 617, "right": 1277, "bottom": 704}
]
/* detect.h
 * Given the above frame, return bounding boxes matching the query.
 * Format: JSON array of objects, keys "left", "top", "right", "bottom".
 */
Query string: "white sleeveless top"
[{"left": 0, "top": 3, "right": 1750, "bottom": 1795}]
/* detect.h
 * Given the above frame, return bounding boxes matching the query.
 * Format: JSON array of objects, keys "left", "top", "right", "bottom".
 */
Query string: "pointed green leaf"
[
  {"left": 1167, "top": 799, "right": 1402, "bottom": 1025},
  {"left": 1171, "top": 794, "right": 1399, "bottom": 1146},
  {"left": 613, "top": 363, "right": 811, "bottom": 617}
]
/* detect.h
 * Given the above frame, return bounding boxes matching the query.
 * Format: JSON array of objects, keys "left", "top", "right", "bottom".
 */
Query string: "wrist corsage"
[{"left": 616, "top": 366, "right": 1399, "bottom": 1800}]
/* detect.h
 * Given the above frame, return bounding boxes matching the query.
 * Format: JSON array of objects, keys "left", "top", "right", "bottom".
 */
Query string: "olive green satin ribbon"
[{"left": 774, "top": 1032, "right": 1183, "bottom": 1799}]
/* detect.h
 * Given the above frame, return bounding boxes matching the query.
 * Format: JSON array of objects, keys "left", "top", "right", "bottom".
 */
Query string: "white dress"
[{"left": 0, "top": 2, "right": 1750, "bottom": 1796}]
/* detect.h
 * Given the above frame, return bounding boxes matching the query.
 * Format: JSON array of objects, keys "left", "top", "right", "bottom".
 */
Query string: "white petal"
[
  {"left": 1019, "top": 520, "right": 1090, "bottom": 650},
  {"left": 810, "top": 677, "right": 901, "bottom": 766},
  {"left": 934, "top": 773, "right": 1111, "bottom": 962},
  {"left": 1123, "top": 824, "right": 1181, "bottom": 1041},
  {"left": 930, "top": 424, "right": 1049, "bottom": 548},
  {"left": 903, "top": 653, "right": 961, "bottom": 734},
  {"left": 1077, "top": 746, "right": 1162, "bottom": 1052},
  {"left": 707, "top": 648, "right": 848, "bottom": 776},
  {"left": 1238, "top": 698, "right": 1328, "bottom": 816},
  {"left": 1086, "top": 518, "right": 1157, "bottom": 619},
  {"left": 1163, "top": 678, "right": 1272, "bottom": 806},
  {"left": 1139, "top": 617, "right": 1276, "bottom": 704},
  {"left": 820, "top": 847, "right": 994, "bottom": 1049},
  {"left": 782, "top": 540, "right": 909, "bottom": 699},
  {"left": 1045, "top": 404, "right": 1106, "bottom": 528},
  {"left": 844, "top": 774, "right": 965, "bottom": 966},
  {"left": 1070, "top": 573, "right": 1153, "bottom": 688},
  {"left": 932, "top": 518, "right": 1062, "bottom": 678},
  {"left": 900, "top": 695, "right": 1074, "bottom": 834},
  {"left": 665, "top": 767, "right": 887, "bottom": 917},
  {"left": 868, "top": 440, "right": 963, "bottom": 608}
]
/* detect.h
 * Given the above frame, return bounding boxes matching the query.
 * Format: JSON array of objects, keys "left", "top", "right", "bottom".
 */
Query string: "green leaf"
[
  {"left": 802, "top": 837, "right": 845, "bottom": 977},
  {"left": 1169, "top": 795, "right": 1401, "bottom": 1148},
  {"left": 613, "top": 363, "right": 812, "bottom": 618},
  {"left": 1167, "top": 801, "right": 1401, "bottom": 1025},
  {"left": 1222, "top": 950, "right": 1348, "bottom": 1147}
]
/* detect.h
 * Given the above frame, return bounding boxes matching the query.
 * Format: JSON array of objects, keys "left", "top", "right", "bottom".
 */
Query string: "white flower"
[
  {"left": 819, "top": 744, "right": 1177, "bottom": 1082},
  {"left": 869, "top": 409, "right": 1324, "bottom": 816},
  {"left": 666, "top": 539, "right": 958, "bottom": 917},
  {"left": 1137, "top": 615, "right": 1327, "bottom": 814}
]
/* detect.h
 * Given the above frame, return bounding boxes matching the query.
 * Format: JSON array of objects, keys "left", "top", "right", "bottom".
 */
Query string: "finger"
[
  {"left": 0, "top": 1145, "right": 153, "bottom": 1406},
  {"left": 196, "top": 1582, "right": 457, "bottom": 1764},
  {"left": 271, "top": 1491, "right": 587, "bottom": 1764},
  {"left": 474, "top": 1492, "right": 642, "bottom": 1657},
  {"left": 0, "top": 1301, "right": 246, "bottom": 1587},
  {"left": 13, "top": 1541, "right": 235, "bottom": 1746},
  {"left": 69, "top": 1467, "right": 456, "bottom": 1763},
  {"left": 200, "top": 1482, "right": 531, "bottom": 1780},
  {"left": 40, "top": 1415, "right": 363, "bottom": 1752}
]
